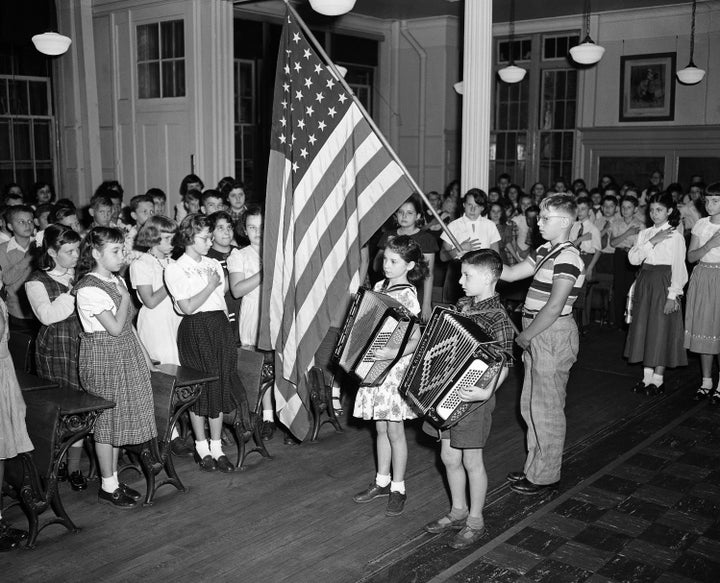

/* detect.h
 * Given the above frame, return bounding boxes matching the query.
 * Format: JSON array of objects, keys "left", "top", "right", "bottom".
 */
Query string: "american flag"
[{"left": 259, "top": 11, "right": 414, "bottom": 440}]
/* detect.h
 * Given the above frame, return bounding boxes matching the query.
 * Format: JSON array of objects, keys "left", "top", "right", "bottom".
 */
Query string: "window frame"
[{"left": 136, "top": 19, "right": 187, "bottom": 101}]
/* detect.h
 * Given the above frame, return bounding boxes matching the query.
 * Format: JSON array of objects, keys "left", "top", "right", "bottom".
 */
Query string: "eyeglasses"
[{"left": 537, "top": 214, "right": 566, "bottom": 223}]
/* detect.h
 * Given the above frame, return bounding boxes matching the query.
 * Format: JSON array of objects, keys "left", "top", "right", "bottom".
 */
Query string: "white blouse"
[
  {"left": 628, "top": 223, "right": 688, "bottom": 300},
  {"left": 691, "top": 217, "right": 720, "bottom": 263},
  {"left": 76, "top": 273, "right": 125, "bottom": 332},
  {"left": 164, "top": 254, "right": 227, "bottom": 315},
  {"left": 25, "top": 268, "right": 75, "bottom": 325}
]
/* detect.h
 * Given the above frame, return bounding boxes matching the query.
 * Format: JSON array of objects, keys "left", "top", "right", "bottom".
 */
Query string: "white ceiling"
[{"left": 338, "top": 0, "right": 694, "bottom": 22}]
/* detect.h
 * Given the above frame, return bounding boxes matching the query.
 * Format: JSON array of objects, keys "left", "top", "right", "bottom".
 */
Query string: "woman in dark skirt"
[
  {"left": 165, "top": 214, "right": 249, "bottom": 473},
  {"left": 25, "top": 225, "right": 86, "bottom": 489},
  {"left": 624, "top": 193, "right": 688, "bottom": 395}
]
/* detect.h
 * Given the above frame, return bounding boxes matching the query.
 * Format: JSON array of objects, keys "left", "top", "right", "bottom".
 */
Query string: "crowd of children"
[{"left": 1, "top": 170, "right": 719, "bottom": 554}]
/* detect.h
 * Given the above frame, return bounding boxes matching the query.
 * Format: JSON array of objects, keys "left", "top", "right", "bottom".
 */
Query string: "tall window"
[
  {"left": 0, "top": 76, "right": 55, "bottom": 189},
  {"left": 137, "top": 20, "right": 186, "bottom": 99},
  {"left": 234, "top": 59, "right": 256, "bottom": 188},
  {"left": 491, "top": 32, "right": 579, "bottom": 189}
]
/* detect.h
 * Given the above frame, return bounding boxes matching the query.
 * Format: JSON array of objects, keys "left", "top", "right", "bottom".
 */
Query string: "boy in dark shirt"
[{"left": 423, "top": 249, "right": 514, "bottom": 549}]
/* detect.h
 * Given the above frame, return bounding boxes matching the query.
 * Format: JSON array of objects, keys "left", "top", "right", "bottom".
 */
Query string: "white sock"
[
  {"left": 702, "top": 377, "right": 713, "bottom": 389},
  {"left": 390, "top": 480, "right": 406, "bottom": 494},
  {"left": 375, "top": 473, "right": 391, "bottom": 487},
  {"left": 262, "top": 410, "right": 274, "bottom": 422},
  {"left": 652, "top": 373, "right": 664, "bottom": 387},
  {"left": 101, "top": 475, "right": 119, "bottom": 493},
  {"left": 195, "top": 440, "right": 211, "bottom": 458},
  {"left": 209, "top": 439, "right": 224, "bottom": 460},
  {"left": 332, "top": 384, "right": 341, "bottom": 399},
  {"left": 171, "top": 426, "right": 180, "bottom": 440},
  {"left": 642, "top": 367, "right": 654, "bottom": 386}
]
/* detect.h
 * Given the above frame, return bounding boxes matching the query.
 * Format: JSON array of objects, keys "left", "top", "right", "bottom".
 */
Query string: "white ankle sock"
[
  {"left": 642, "top": 367, "right": 654, "bottom": 386},
  {"left": 390, "top": 480, "right": 406, "bottom": 494},
  {"left": 101, "top": 475, "right": 119, "bottom": 493},
  {"left": 262, "top": 410, "right": 274, "bottom": 422},
  {"left": 702, "top": 377, "right": 713, "bottom": 389},
  {"left": 209, "top": 439, "right": 224, "bottom": 460},
  {"left": 195, "top": 440, "right": 211, "bottom": 458},
  {"left": 652, "top": 373, "right": 664, "bottom": 387},
  {"left": 171, "top": 426, "right": 180, "bottom": 440},
  {"left": 375, "top": 473, "right": 391, "bottom": 487}
]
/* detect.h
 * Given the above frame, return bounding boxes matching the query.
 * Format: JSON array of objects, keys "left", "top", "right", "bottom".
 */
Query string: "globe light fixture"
[
  {"left": 32, "top": 32, "right": 72, "bottom": 56},
  {"left": 497, "top": 65, "right": 527, "bottom": 84},
  {"left": 308, "top": 0, "right": 356, "bottom": 16},
  {"left": 676, "top": 0, "right": 705, "bottom": 85},
  {"left": 497, "top": 0, "right": 526, "bottom": 84},
  {"left": 569, "top": 0, "right": 605, "bottom": 66}
]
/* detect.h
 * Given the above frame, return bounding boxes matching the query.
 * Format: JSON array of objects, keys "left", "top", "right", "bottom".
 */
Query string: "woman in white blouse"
[{"left": 624, "top": 193, "right": 688, "bottom": 396}]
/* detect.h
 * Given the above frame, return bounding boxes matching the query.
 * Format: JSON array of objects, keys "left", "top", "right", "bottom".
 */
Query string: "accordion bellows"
[
  {"left": 334, "top": 288, "right": 419, "bottom": 386},
  {"left": 399, "top": 306, "right": 506, "bottom": 429}
]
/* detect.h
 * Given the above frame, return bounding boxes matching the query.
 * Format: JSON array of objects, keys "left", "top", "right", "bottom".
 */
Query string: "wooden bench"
[
  {"left": 224, "top": 348, "right": 273, "bottom": 469},
  {"left": 3, "top": 386, "right": 114, "bottom": 548},
  {"left": 121, "top": 364, "right": 213, "bottom": 505}
]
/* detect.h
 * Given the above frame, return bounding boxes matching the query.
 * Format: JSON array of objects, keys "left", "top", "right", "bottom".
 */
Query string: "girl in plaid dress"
[
  {"left": 165, "top": 214, "right": 250, "bottom": 474},
  {"left": 25, "top": 225, "right": 87, "bottom": 490},
  {"left": 75, "top": 227, "right": 157, "bottom": 508},
  {"left": 352, "top": 236, "right": 428, "bottom": 517}
]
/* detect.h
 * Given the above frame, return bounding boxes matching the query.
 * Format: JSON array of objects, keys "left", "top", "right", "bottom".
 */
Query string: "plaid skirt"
[
  {"left": 35, "top": 315, "right": 82, "bottom": 392},
  {"left": 78, "top": 328, "right": 157, "bottom": 446},
  {"left": 624, "top": 264, "right": 687, "bottom": 368},
  {"left": 177, "top": 311, "right": 246, "bottom": 418}
]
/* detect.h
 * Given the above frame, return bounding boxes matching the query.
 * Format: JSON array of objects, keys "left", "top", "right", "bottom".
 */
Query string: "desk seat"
[{"left": 3, "top": 387, "right": 114, "bottom": 548}]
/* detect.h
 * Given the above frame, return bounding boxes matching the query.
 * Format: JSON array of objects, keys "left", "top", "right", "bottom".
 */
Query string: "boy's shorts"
[{"left": 422, "top": 394, "right": 496, "bottom": 449}]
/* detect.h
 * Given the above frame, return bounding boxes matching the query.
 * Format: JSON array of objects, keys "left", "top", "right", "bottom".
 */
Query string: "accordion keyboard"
[
  {"left": 436, "top": 359, "right": 490, "bottom": 420},
  {"left": 355, "top": 318, "right": 397, "bottom": 377}
]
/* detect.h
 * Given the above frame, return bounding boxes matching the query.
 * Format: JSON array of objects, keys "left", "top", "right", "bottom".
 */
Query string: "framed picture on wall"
[{"left": 619, "top": 52, "right": 676, "bottom": 122}]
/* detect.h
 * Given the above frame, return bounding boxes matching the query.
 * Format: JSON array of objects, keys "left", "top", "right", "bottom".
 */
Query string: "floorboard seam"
[{"left": 425, "top": 400, "right": 707, "bottom": 583}]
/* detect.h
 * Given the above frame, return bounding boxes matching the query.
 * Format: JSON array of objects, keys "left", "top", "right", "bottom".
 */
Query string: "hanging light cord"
[
  {"left": 584, "top": 0, "right": 591, "bottom": 41},
  {"left": 689, "top": 0, "right": 697, "bottom": 62},
  {"left": 508, "top": 0, "right": 516, "bottom": 65}
]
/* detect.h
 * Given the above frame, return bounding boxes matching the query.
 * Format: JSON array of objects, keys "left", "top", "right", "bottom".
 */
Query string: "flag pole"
[{"left": 283, "top": 0, "right": 463, "bottom": 252}]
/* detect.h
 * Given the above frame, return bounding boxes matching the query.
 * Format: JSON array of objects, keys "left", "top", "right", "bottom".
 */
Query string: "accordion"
[
  {"left": 334, "top": 288, "right": 419, "bottom": 386},
  {"left": 399, "top": 306, "right": 507, "bottom": 429}
]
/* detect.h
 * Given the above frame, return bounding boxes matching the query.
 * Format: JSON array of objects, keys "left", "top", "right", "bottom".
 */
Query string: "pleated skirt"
[{"left": 177, "top": 311, "right": 240, "bottom": 418}]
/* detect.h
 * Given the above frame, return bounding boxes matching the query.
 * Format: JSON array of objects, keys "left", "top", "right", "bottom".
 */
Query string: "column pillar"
[
  {"left": 56, "top": 0, "right": 102, "bottom": 204},
  {"left": 460, "top": 0, "right": 492, "bottom": 192}
]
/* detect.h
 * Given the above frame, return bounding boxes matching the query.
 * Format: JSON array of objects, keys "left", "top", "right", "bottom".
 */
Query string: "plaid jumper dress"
[
  {"left": 76, "top": 275, "right": 157, "bottom": 446},
  {"left": 28, "top": 270, "right": 82, "bottom": 392}
]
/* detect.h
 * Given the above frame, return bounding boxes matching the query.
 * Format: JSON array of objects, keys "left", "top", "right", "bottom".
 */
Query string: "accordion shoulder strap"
[
  {"left": 533, "top": 241, "right": 576, "bottom": 275},
  {"left": 380, "top": 281, "right": 416, "bottom": 296}
]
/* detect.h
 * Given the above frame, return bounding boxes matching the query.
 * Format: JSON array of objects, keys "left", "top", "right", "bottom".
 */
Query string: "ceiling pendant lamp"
[
  {"left": 308, "top": 0, "right": 356, "bottom": 16},
  {"left": 569, "top": 0, "right": 605, "bottom": 65},
  {"left": 676, "top": 0, "right": 705, "bottom": 85},
  {"left": 497, "top": 0, "right": 526, "bottom": 84},
  {"left": 32, "top": 32, "right": 72, "bottom": 56}
]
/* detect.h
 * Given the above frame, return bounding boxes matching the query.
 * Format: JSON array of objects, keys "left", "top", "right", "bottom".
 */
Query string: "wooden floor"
[{"left": 2, "top": 325, "right": 698, "bottom": 583}]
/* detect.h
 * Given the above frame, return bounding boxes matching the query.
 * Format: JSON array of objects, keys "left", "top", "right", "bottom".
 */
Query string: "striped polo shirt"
[{"left": 523, "top": 242, "right": 585, "bottom": 317}]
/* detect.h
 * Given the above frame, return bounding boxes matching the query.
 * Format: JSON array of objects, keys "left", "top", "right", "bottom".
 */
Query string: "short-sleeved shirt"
[
  {"left": 692, "top": 218, "right": 720, "bottom": 263},
  {"left": 440, "top": 216, "right": 501, "bottom": 250},
  {"left": 164, "top": 254, "right": 227, "bottom": 314},
  {"left": 227, "top": 246, "right": 261, "bottom": 346},
  {"left": 569, "top": 219, "right": 601, "bottom": 254},
  {"left": 377, "top": 229, "right": 439, "bottom": 255},
  {"left": 523, "top": 242, "right": 585, "bottom": 317},
  {"left": 76, "top": 273, "right": 125, "bottom": 332},
  {"left": 609, "top": 216, "right": 645, "bottom": 250}
]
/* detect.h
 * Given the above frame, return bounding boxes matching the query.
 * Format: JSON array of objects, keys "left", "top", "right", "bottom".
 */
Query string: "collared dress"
[{"left": 352, "top": 280, "right": 420, "bottom": 422}]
